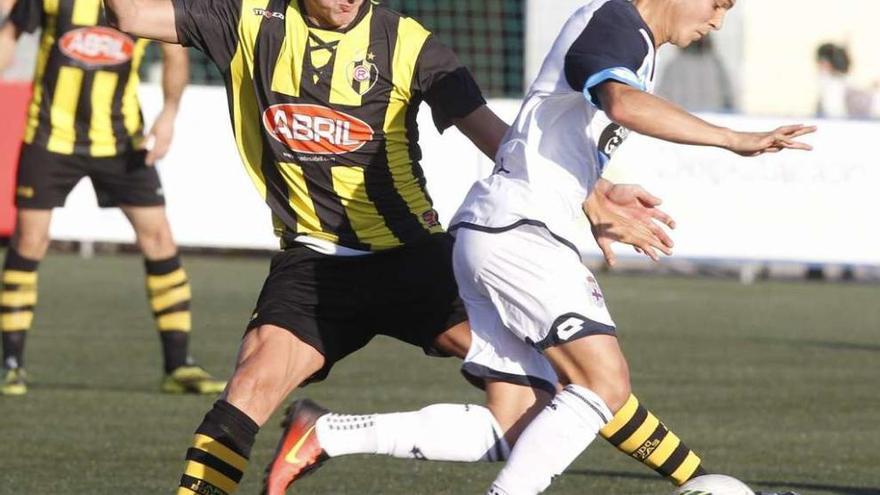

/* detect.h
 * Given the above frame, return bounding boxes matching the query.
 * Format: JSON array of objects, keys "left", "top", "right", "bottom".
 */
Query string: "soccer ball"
[{"left": 673, "top": 475, "right": 755, "bottom": 495}]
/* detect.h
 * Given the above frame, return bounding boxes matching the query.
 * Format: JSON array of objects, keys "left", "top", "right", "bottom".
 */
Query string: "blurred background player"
[
  {"left": 655, "top": 36, "right": 735, "bottom": 113},
  {"left": 814, "top": 42, "right": 878, "bottom": 120},
  {"left": 0, "top": 0, "right": 225, "bottom": 395}
]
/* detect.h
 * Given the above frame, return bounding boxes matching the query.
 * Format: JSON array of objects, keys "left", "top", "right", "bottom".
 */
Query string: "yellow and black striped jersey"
[
  {"left": 10, "top": 0, "right": 148, "bottom": 156},
  {"left": 172, "top": 0, "right": 486, "bottom": 252}
]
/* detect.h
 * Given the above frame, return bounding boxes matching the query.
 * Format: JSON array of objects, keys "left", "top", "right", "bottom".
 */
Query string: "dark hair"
[{"left": 816, "top": 43, "right": 850, "bottom": 74}]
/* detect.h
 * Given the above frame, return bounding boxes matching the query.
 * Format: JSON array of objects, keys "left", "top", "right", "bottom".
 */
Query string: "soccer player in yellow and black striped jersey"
[
  {"left": 0, "top": 0, "right": 225, "bottom": 395},
  {"left": 106, "top": 0, "right": 706, "bottom": 492}
]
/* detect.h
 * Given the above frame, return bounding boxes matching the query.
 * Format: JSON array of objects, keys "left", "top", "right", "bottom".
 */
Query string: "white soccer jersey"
[{"left": 450, "top": 0, "right": 656, "bottom": 253}]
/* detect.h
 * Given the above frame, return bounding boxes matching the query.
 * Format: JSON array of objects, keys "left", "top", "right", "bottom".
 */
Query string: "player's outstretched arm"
[
  {"left": 452, "top": 105, "right": 510, "bottom": 160},
  {"left": 145, "top": 43, "right": 189, "bottom": 164},
  {"left": 104, "top": 0, "right": 178, "bottom": 44},
  {"left": 598, "top": 81, "right": 816, "bottom": 157},
  {"left": 584, "top": 178, "right": 675, "bottom": 265}
]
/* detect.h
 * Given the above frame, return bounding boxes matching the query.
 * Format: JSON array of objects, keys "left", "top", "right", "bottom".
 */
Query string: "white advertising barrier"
[
  {"left": 49, "top": 85, "right": 880, "bottom": 266},
  {"left": 605, "top": 114, "right": 880, "bottom": 265}
]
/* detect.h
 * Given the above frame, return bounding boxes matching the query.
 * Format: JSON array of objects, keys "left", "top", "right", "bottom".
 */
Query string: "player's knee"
[
  {"left": 485, "top": 382, "right": 552, "bottom": 449},
  {"left": 431, "top": 321, "right": 471, "bottom": 358},
  {"left": 225, "top": 361, "right": 296, "bottom": 426},
  {"left": 601, "top": 377, "right": 631, "bottom": 413},
  {"left": 228, "top": 325, "right": 324, "bottom": 413},
  {"left": 13, "top": 230, "right": 50, "bottom": 259},
  {"left": 228, "top": 365, "right": 287, "bottom": 402},
  {"left": 136, "top": 225, "right": 176, "bottom": 259},
  {"left": 587, "top": 369, "right": 631, "bottom": 413},
  {"left": 564, "top": 368, "right": 630, "bottom": 414}
]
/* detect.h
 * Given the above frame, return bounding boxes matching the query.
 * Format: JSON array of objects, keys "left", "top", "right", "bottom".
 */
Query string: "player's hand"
[
  {"left": 144, "top": 107, "right": 177, "bottom": 165},
  {"left": 583, "top": 181, "right": 676, "bottom": 266},
  {"left": 725, "top": 124, "right": 817, "bottom": 157}
]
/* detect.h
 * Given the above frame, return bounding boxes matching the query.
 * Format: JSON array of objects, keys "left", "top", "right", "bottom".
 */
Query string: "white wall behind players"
[{"left": 49, "top": 84, "right": 880, "bottom": 266}]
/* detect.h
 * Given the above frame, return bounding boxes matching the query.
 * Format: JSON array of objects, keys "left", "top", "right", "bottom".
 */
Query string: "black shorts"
[
  {"left": 15, "top": 143, "right": 165, "bottom": 209},
  {"left": 248, "top": 233, "right": 467, "bottom": 384}
]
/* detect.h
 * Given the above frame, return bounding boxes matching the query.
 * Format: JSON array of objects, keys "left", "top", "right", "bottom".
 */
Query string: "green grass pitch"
[{"left": 0, "top": 252, "right": 877, "bottom": 494}]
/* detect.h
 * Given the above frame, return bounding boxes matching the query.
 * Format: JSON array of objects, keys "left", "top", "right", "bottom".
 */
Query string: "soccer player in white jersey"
[
  {"left": 271, "top": 0, "right": 815, "bottom": 493},
  {"left": 456, "top": 0, "right": 812, "bottom": 493}
]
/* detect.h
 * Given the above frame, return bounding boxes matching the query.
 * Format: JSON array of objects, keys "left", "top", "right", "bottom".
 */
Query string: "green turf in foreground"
[{"left": 0, "top": 252, "right": 877, "bottom": 494}]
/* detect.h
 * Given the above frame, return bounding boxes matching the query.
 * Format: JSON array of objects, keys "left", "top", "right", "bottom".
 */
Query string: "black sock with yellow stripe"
[
  {"left": 600, "top": 394, "right": 707, "bottom": 486},
  {"left": 1, "top": 248, "right": 39, "bottom": 370},
  {"left": 145, "top": 255, "right": 192, "bottom": 373},
  {"left": 178, "top": 400, "right": 258, "bottom": 495}
]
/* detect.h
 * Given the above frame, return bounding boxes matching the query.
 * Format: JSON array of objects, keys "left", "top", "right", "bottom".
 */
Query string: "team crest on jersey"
[
  {"left": 263, "top": 103, "right": 374, "bottom": 155},
  {"left": 348, "top": 55, "right": 379, "bottom": 95},
  {"left": 59, "top": 27, "right": 134, "bottom": 67},
  {"left": 421, "top": 209, "right": 440, "bottom": 228}
]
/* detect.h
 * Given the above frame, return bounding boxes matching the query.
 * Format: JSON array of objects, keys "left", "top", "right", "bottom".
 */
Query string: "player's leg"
[
  {"left": 258, "top": 323, "right": 553, "bottom": 493},
  {"left": 465, "top": 223, "right": 617, "bottom": 495},
  {"left": 0, "top": 209, "right": 51, "bottom": 395},
  {"left": 121, "top": 204, "right": 225, "bottom": 393},
  {"left": 87, "top": 148, "right": 220, "bottom": 392},
  {"left": 599, "top": 392, "right": 708, "bottom": 485},
  {"left": 260, "top": 328, "right": 556, "bottom": 489},
  {"left": 475, "top": 227, "right": 703, "bottom": 494},
  {"left": 177, "top": 324, "right": 325, "bottom": 495},
  {"left": 305, "top": 377, "right": 547, "bottom": 462},
  {"left": 498, "top": 340, "right": 707, "bottom": 491},
  {"left": 121, "top": 204, "right": 221, "bottom": 391},
  {"left": 336, "top": 235, "right": 551, "bottom": 462},
  {"left": 180, "top": 246, "right": 371, "bottom": 494},
  {"left": 259, "top": 235, "right": 560, "bottom": 495},
  {"left": 261, "top": 234, "right": 539, "bottom": 494},
  {"left": 488, "top": 334, "right": 625, "bottom": 495},
  {"left": 2, "top": 143, "right": 80, "bottom": 395}
]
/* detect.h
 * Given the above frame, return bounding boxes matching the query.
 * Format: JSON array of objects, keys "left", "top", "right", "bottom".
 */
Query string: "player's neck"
[{"left": 631, "top": 0, "right": 670, "bottom": 48}]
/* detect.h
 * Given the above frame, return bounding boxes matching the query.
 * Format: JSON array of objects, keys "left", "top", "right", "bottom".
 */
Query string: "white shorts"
[{"left": 453, "top": 224, "right": 616, "bottom": 394}]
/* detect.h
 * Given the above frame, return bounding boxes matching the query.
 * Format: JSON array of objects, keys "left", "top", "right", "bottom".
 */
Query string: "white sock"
[
  {"left": 487, "top": 385, "right": 612, "bottom": 495},
  {"left": 316, "top": 404, "right": 510, "bottom": 462}
]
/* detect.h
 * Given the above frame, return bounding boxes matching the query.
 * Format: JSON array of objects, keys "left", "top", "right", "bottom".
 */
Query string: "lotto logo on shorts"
[{"left": 553, "top": 314, "right": 589, "bottom": 342}]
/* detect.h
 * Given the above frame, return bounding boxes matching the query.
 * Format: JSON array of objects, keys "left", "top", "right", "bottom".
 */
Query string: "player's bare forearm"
[
  {"left": 598, "top": 81, "right": 733, "bottom": 149},
  {"left": 598, "top": 81, "right": 816, "bottom": 156},
  {"left": 0, "top": 21, "right": 20, "bottom": 74},
  {"left": 160, "top": 43, "right": 189, "bottom": 114},
  {"left": 144, "top": 43, "right": 188, "bottom": 163},
  {"left": 453, "top": 105, "right": 510, "bottom": 160},
  {"left": 104, "top": 0, "right": 178, "bottom": 44}
]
